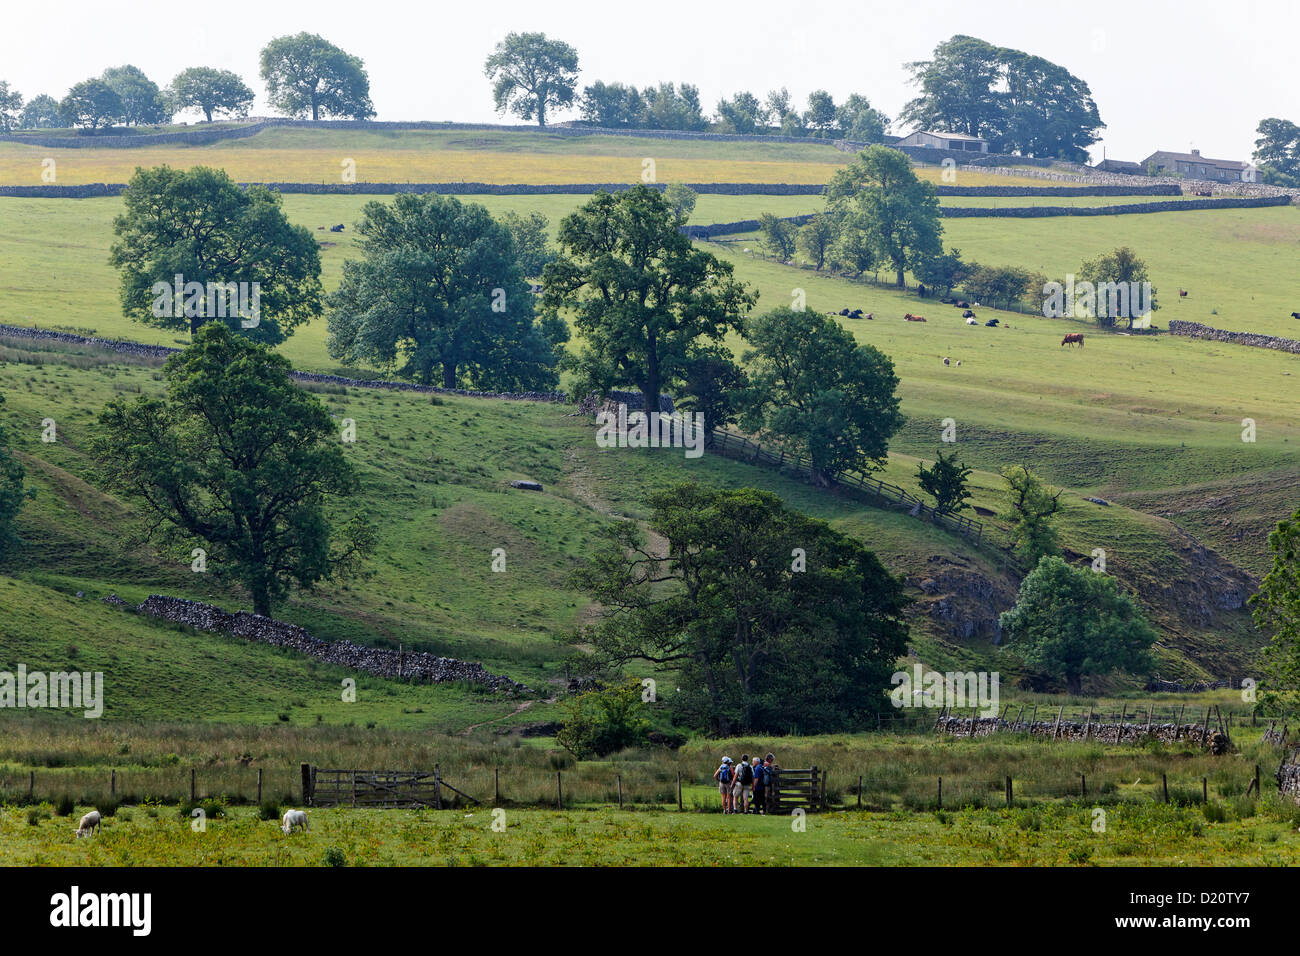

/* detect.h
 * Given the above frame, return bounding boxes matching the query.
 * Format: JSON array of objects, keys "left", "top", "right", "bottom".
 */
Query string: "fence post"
[
  {"left": 1202, "top": 777, "right": 1208, "bottom": 804},
  {"left": 111, "top": 769, "right": 116, "bottom": 798},
  {"left": 28, "top": 770, "right": 34, "bottom": 800},
  {"left": 1080, "top": 773, "right": 1086, "bottom": 799},
  {"left": 1005, "top": 775, "right": 1013, "bottom": 807},
  {"left": 300, "top": 763, "right": 312, "bottom": 806},
  {"left": 556, "top": 771, "right": 562, "bottom": 810},
  {"left": 1162, "top": 773, "right": 1169, "bottom": 804},
  {"left": 190, "top": 768, "right": 197, "bottom": 802},
  {"left": 433, "top": 764, "right": 442, "bottom": 811},
  {"left": 677, "top": 771, "right": 683, "bottom": 811},
  {"left": 617, "top": 774, "right": 623, "bottom": 810},
  {"left": 937, "top": 776, "right": 942, "bottom": 809},
  {"left": 1053, "top": 705, "right": 1063, "bottom": 740},
  {"left": 858, "top": 776, "right": 864, "bottom": 809},
  {"left": 494, "top": 767, "right": 500, "bottom": 806},
  {"left": 257, "top": 768, "right": 263, "bottom": 805}
]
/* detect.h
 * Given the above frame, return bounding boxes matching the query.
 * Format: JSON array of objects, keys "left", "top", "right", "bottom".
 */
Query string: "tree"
[
  {"left": 1000, "top": 556, "right": 1157, "bottom": 694},
  {"left": 543, "top": 185, "right": 754, "bottom": 412},
  {"left": 0, "top": 392, "right": 30, "bottom": 560},
  {"left": 764, "top": 88, "right": 793, "bottom": 130},
  {"left": 498, "top": 209, "right": 556, "bottom": 279},
  {"left": 579, "top": 81, "right": 642, "bottom": 128},
  {"left": 640, "top": 82, "right": 706, "bottom": 131},
  {"left": 169, "top": 67, "right": 255, "bottom": 122},
  {"left": 804, "top": 89, "right": 836, "bottom": 138},
  {"left": 555, "top": 680, "right": 650, "bottom": 759},
  {"left": 714, "top": 91, "right": 766, "bottom": 134},
  {"left": 903, "top": 35, "right": 1104, "bottom": 161},
  {"left": 1002, "top": 465, "right": 1062, "bottom": 566},
  {"left": 676, "top": 346, "right": 748, "bottom": 445},
  {"left": 828, "top": 225, "right": 877, "bottom": 276},
  {"left": 743, "top": 307, "right": 903, "bottom": 486},
  {"left": 835, "top": 93, "right": 889, "bottom": 142},
  {"left": 797, "top": 213, "right": 836, "bottom": 270},
  {"left": 18, "top": 94, "right": 61, "bottom": 129},
  {"left": 93, "top": 324, "right": 374, "bottom": 616},
  {"left": 917, "top": 449, "right": 972, "bottom": 515},
  {"left": 0, "top": 82, "right": 22, "bottom": 132},
  {"left": 758, "top": 212, "right": 797, "bottom": 261},
  {"left": 1253, "top": 118, "right": 1300, "bottom": 186},
  {"left": 571, "top": 484, "right": 909, "bottom": 734},
  {"left": 1072, "top": 246, "right": 1158, "bottom": 328},
  {"left": 60, "top": 79, "right": 123, "bottom": 130},
  {"left": 1252, "top": 506, "right": 1300, "bottom": 699},
  {"left": 109, "top": 166, "right": 322, "bottom": 344},
  {"left": 260, "top": 33, "right": 375, "bottom": 120},
  {"left": 963, "top": 264, "right": 1034, "bottom": 310},
  {"left": 662, "top": 182, "right": 697, "bottom": 223},
  {"left": 483, "top": 32, "right": 579, "bottom": 127},
  {"left": 914, "top": 248, "right": 970, "bottom": 300},
  {"left": 826, "top": 145, "right": 943, "bottom": 287},
  {"left": 327, "top": 194, "right": 565, "bottom": 390},
  {"left": 101, "top": 66, "right": 168, "bottom": 125}
]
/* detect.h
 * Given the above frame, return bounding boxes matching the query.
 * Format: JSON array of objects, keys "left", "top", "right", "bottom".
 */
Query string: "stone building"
[{"left": 894, "top": 130, "right": 990, "bottom": 153}]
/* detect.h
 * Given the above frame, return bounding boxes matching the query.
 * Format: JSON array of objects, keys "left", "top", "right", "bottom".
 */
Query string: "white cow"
[
  {"left": 74, "top": 809, "right": 101, "bottom": 838},
  {"left": 966, "top": 317, "right": 978, "bottom": 325},
  {"left": 281, "top": 809, "right": 310, "bottom": 834}
]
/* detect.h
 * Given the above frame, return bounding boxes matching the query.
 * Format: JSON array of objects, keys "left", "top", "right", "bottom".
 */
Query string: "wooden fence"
[
  {"left": 763, "top": 767, "right": 827, "bottom": 813},
  {"left": 709, "top": 428, "right": 987, "bottom": 544},
  {"left": 303, "top": 764, "right": 479, "bottom": 809}
]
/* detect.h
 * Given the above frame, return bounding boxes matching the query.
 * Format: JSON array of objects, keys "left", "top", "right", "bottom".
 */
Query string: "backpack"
[
  {"left": 738, "top": 762, "right": 754, "bottom": 785},
  {"left": 719, "top": 764, "right": 732, "bottom": 783}
]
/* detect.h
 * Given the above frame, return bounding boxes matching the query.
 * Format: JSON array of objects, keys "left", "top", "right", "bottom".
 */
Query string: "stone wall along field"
[{"left": 1168, "top": 320, "right": 1300, "bottom": 355}]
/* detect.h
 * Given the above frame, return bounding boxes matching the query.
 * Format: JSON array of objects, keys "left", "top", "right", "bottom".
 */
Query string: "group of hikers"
[{"left": 713, "top": 753, "right": 778, "bottom": 814}]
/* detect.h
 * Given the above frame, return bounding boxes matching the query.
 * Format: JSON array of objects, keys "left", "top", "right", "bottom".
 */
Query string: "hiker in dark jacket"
[{"left": 749, "top": 756, "right": 765, "bottom": 814}]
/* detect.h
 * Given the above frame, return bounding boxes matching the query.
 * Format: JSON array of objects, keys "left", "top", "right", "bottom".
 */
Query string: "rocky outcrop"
[
  {"left": 907, "top": 556, "right": 1018, "bottom": 643},
  {"left": 132, "top": 595, "right": 526, "bottom": 692}
]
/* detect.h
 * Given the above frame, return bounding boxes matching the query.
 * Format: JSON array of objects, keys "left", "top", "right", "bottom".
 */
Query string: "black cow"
[
  {"left": 984, "top": 318, "right": 999, "bottom": 327},
  {"left": 962, "top": 310, "right": 976, "bottom": 319}
]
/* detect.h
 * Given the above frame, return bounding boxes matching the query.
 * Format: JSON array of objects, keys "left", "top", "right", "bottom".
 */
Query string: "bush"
[
  {"left": 258, "top": 801, "right": 282, "bottom": 821},
  {"left": 323, "top": 847, "right": 347, "bottom": 867},
  {"left": 55, "top": 795, "right": 76, "bottom": 817},
  {"left": 555, "top": 680, "right": 649, "bottom": 760}
]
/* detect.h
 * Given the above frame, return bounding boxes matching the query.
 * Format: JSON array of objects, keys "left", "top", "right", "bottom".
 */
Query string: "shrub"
[
  {"left": 55, "top": 795, "right": 76, "bottom": 817},
  {"left": 258, "top": 801, "right": 282, "bottom": 821},
  {"left": 323, "top": 847, "right": 347, "bottom": 867}
]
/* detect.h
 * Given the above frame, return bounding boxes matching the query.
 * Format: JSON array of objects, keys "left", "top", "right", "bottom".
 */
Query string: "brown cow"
[
  {"left": 1061, "top": 333, "right": 1085, "bottom": 347},
  {"left": 904, "top": 313, "right": 927, "bottom": 322}
]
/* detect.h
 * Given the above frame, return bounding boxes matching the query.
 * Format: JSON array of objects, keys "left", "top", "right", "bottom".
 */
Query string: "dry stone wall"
[
  {"left": 937, "top": 714, "right": 1225, "bottom": 749},
  {"left": 1169, "top": 320, "right": 1300, "bottom": 355}
]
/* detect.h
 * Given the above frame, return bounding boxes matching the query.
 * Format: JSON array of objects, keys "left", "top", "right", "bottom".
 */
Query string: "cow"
[
  {"left": 942, "top": 356, "right": 950, "bottom": 366},
  {"left": 965, "top": 317, "right": 978, "bottom": 325},
  {"left": 281, "top": 809, "right": 310, "bottom": 834},
  {"left": 839, "top": 308, "right": 851, "bottom": 316},
  {"left": 1179, "top": 288, "right": 1188, "bottom": 297},
  {"left": 849, "top": 309, "right": 864, "bottom": 319},
  {"left": 953, "top": 300, "right": 970, "bottom": 309},
  {"left": 904, "top": 314, "right": 926, "bottom": 322},
  {"left": 962, "top": 310, "right": 976, "bottom": 319},
  {"left": 1061, "top": 333, "right": 1085, "bottom": 347},
  {"left": 863, "top": 313, "right": 873, "bottom": 320},
  {"left": 1291, "top": 312, "right": 1300, "bottom": 320},
  {"left": 74, "top": 810, "right": 101, "bottom": 839},
  {"left": 984, "top": 318, "right": 999, "bottom": 327}
]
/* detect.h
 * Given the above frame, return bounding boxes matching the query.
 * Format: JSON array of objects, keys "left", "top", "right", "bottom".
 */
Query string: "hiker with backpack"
[
  {"left": 734, "top": 753, "right": 755, "bottom": 813},
  {"left": 714, "top": 756, "right": 735, "bottom": 813},
  {"left": 749, "top": 756, "right": 766, "bottom": 814}
]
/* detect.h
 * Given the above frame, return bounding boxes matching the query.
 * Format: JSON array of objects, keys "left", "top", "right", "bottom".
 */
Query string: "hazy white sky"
[{"left": 4, "top": 0, "right": 1297, "bottom": 163}]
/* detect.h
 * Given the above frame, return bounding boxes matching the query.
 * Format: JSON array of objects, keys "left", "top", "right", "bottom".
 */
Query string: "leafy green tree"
[
  {"left": 963, "top": 264, "right": 1035, "bottom": 310},
  {"left": 758, "top": 212, "right": 797, "bottom": 261},
  {"left": 828, "top": 224, "right": 877, "bottom": 276},
  {"left": 93, "top": 324, "right": 375, "bottom": 616},
  {"left": 101, "top": 66, "right": 168, "bottom": 125},
  {"left": 1000, "top": 556, "right": 1157, "bottom": 694},
  {"left": 484, "top": 32, "right": 579, "bottom": 127},
  {"left": 804, "top": 89, "right": 836, "bottom": 137},
  {"left": 903, "top": 35, "right": 1104, "bottom": 161},
  {"left": 1001, "top": 464, "right": 1062, "bottom": 566},
  {"left": 676, "top": 346, "right": 748, "bottom": 446},
  {"left": 743, "top": 307, "right": 903, "bottom": 486},
  {"left": 0, "top": 82, "right": 22, "bottom": 132},
  {"left": 914, "top": 248, "right": 970, "bottom": 300},
  {"left": 543, "top": 184, "right": 753, "bottom": 412},
  {"left": 18, "top": 94, "right": 61, "bottom": 129},
  {"left": 0, "top": 392, "right": 30, "bottom": 560},
  {"left": 640, "top": 82, "right": 706, "bottom": 131},
  {"left": 1253, "top": 118, "right": 1300, "bottom": 186},
  {"left": 260, "top": 33, "right": 375, "bottom": 120},
  {"left": 60, "top": 79, "right": 123, "bottom": 130},
  {"left": 555, "top": 680, "right": 650, "bottom": 759},
  {"left": 714, "top": 91, "right": 767, "bottom": 134},
  {"left": 572, "top": 484, "right": 909, "bottom": 735},
  {"left": 109, "top": 166, "right": 322, "bottom": 344},
  {"left": 826, "top": 145, "right": 943, "bottom": 288},
  {"left": 835, "top": 93, "right": 890, "bottom": 142},
  {"left": 1251, "top": 505, "right": 1300, "bottom": 699},
  {"left": 1074, "top": 247, "right": 1158, "bottom": 329},
  {"left": 917, "top": 449, "right": 972, "bottom": 515},
  {"left": 579, "top": 81, "right": 642, "bottom": 128},
  {"left": 169, "top": 67, "right": 255, "bottom": 122},
  {"left": 327, "top": 194, "right": 566, "bottom": 390},
  {"left": 662, "top": 182, "right": 697, "bottom": 223},
  {"left": 498, "top": 209, "right": 556, "bottom": 278},
  {"left": 797, "top": 213, "right": 836, "bottom": 270}
]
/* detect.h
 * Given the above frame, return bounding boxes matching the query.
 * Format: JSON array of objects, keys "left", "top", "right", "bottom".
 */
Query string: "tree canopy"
[
  {"left": 60, "top": 78, "right": 123, "bottom": 130},
  {"left": 1251, "top": 505, "right": 1300, "bottom": 700},
  {"left": 169, "top": 67, "right": 255, "bottom": 123},
  {"left": 260, "top": 32, "right": 375, "bottom": 120},
  {"left": 101, "top": 65, "right": 169, "bottom": 125},
  {"left": 93, "top": 324, "right": 375, "bottom": 616},
  {"left": 1252, "top": 117, "right": 1300, "bottom": 187},
  {"left": 484, "top": 32, "right": 579, "bottom": 127},
  {"left": 327, "top": 194, "right": 567, "bottom": 390}
]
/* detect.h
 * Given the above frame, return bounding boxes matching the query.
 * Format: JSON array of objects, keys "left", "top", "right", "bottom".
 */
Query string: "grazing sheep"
[
  {"left": 942, "top": 356, "right": 951, "bottom": 366},
  {"left": 281, "top": 809, "right": 310, "bottom": 834},
  {"left": 74, "top": 810, "right": 101, "bottom": 839}
]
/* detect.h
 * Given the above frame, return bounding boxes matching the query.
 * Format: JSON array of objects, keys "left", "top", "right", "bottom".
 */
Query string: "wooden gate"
[
  {"left": 763, "top": 766, "right": 826, "bottom": 813},
  {"left": 302, "top": 764, "right": 478, "bottom": 809}
]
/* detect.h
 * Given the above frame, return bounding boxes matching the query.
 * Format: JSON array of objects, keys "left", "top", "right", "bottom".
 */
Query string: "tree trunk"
[
  {"left": 442, "top": 363, "right": 457, "bottom": 389},
  {"left": 536, "top": 98, "right": 546, "bottom": 127},
  {"left": 895, "top": 266, "right": 906, "bottom": 288},
  {"left": 1067, "top": 674, "right": 1083, "bottom": 695},
  {"left": 251, "top": 578, "right": 271, "bottom": 618},
  {"left": 204, "top": 107, "right": 213, "bottom": 123}
]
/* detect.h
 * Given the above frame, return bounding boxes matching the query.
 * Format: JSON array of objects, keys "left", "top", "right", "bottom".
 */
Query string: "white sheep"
[
  {"left": 74, "top": 809, "right": 101, "bottom": 839},
  {"left": 281, "top": 809, "right": 310, "bottom": 834},
  {"left": 966, "top": 317, "right": 978, "bottom": 325}
]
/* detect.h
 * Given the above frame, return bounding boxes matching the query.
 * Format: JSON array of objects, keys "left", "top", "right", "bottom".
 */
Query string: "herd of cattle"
[{"left": 830, "top": 301, "right": 1000, "bottom": 328}]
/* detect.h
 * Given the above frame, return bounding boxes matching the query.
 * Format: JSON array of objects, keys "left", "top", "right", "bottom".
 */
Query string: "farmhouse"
[
  {"left": 895, "top": 130, "right": 990, "bottom": 153},
  {"left": 1093, "top": 158, "right": 1144, "bottom": 175},
  {"left": 1141, "top": 149, "right": 1252, "bottom": 182}
]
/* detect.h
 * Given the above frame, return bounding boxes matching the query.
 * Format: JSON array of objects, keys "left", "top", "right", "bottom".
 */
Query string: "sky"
[{"left": 3, "top": 0, "right": 1297, "bottom": 163}]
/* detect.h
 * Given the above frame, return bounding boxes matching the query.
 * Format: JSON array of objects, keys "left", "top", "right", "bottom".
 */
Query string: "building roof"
[
  {"left": 915, "top": 130, "right": 987, "bottom": 142},
  {"left": 1142, "top": 150, "right": 1248, "bottom": 171}
]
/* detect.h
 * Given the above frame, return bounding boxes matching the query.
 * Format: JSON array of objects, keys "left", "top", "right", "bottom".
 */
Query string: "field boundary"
[{"left": 1168, "top": 319, "right": 1300, "bottom": 355}]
